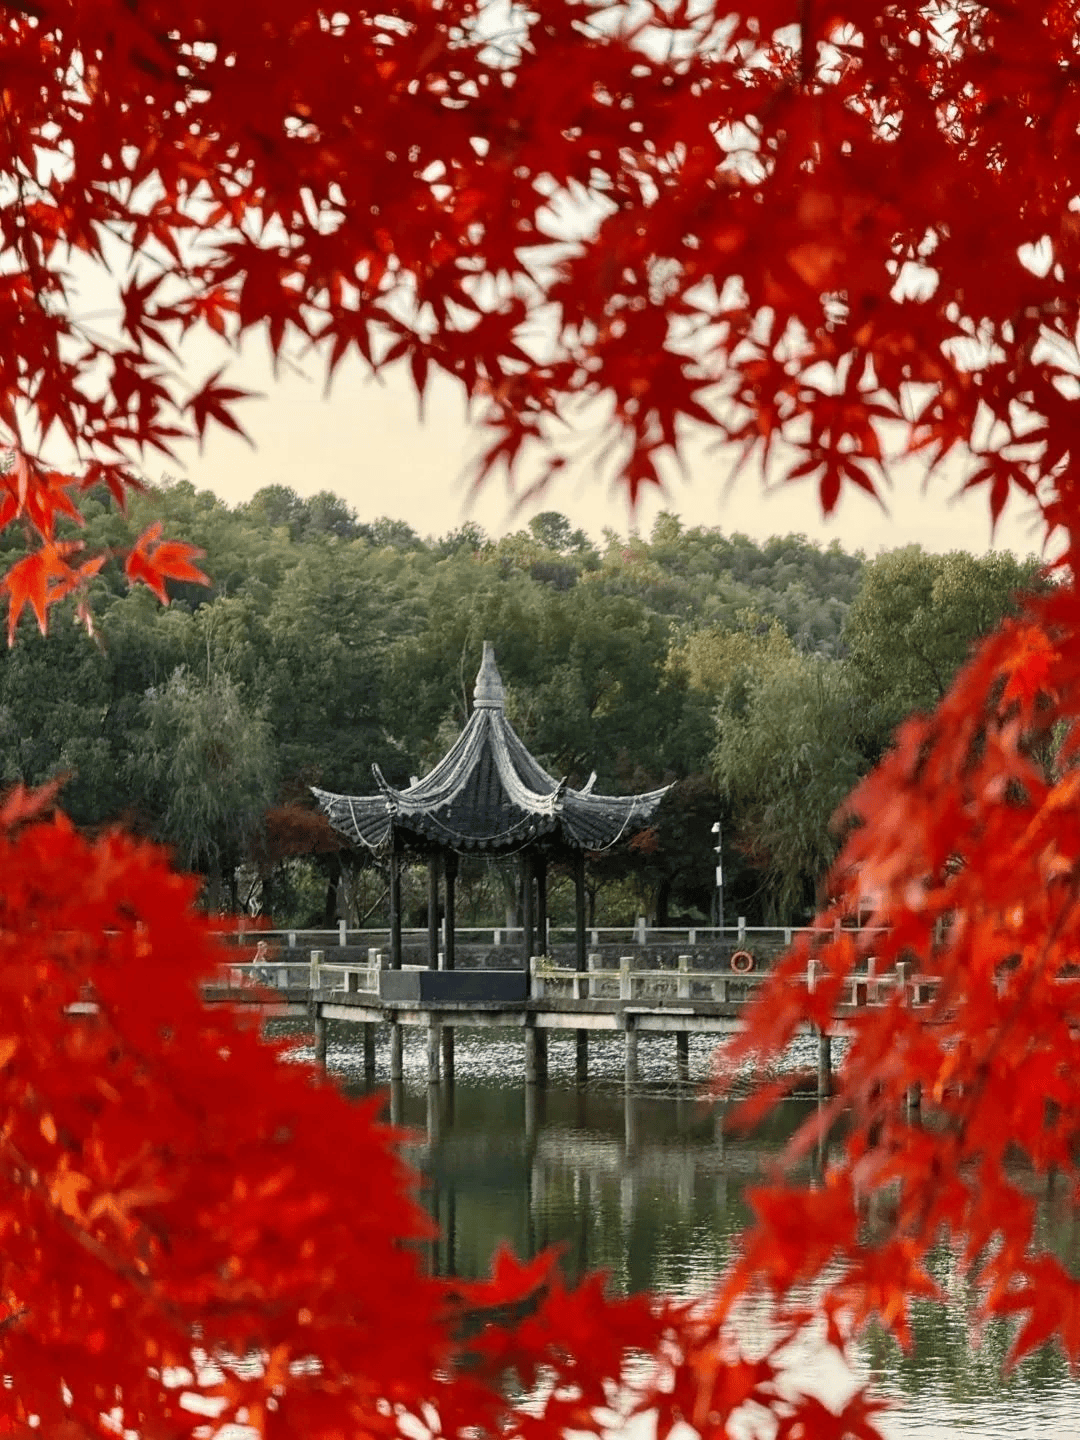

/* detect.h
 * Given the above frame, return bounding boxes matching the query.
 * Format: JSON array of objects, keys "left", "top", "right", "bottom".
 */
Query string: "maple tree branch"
[{"left": 0, "top": 1128, "right": 176, "bottom": 1316}]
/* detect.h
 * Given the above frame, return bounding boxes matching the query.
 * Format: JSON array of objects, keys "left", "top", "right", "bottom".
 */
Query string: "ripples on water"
[{"left": 277, "top": 1021, "right": 1080, "bottom": 1439}]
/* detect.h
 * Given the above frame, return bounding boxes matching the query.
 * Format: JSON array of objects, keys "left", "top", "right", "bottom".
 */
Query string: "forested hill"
[{"left": 0, "top": 480, "right": 1041, "bottom": 926}]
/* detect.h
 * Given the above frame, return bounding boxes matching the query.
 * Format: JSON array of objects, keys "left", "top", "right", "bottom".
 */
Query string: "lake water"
[{"left": 310, "top": 1023, "right": 1080, "bottom": 1438}]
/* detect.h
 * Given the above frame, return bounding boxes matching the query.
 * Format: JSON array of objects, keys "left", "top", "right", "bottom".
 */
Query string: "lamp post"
[{"left": 711, "top": 820, "right": 724, "bottom": 933}]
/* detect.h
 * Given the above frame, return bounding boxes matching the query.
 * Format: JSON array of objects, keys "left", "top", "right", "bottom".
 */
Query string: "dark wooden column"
[
  {"left": 574, "top": 850, "right": 587, "bottom": 974},
  {"left": 389, "top": 842, "right": 403, "bottom": 971},
  {"left": 574, "top": 849, "right": 588, "bottom": 1084},
  {"left": 536, "top": 855, "right": 548, "bottom": 956},
  {"left": 444, "top": 852, "right": 457, "bottom": 971},
  {"left": 522, "top": 851, "right": 535, "bottom": 994},
  {"left": 427, "top": 853, "right": 440, "bottom": 970},
  {"left": 443, "top": 851, "right": 458, "bottom": 1083}
]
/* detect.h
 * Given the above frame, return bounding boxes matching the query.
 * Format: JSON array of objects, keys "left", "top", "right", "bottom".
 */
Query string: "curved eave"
[
  {"left": 314, "top": 735, "right": 671, "bottom": 855},
  {"left": 310, "top": 786, "right": 394, "bottom": 851},
  {"left": 559, "top": 784, "right": 670, "bottom": 851}
]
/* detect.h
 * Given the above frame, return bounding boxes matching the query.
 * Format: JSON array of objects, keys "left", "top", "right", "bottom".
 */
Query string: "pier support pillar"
[
  {"left": 525, "top": 1023, "right": 541, "bottom": 1085},
  {"left": 625, "top": 1020, "right": 639, "bottom": 1090},
  {"left": 675, "top": 1031, "right": 690, "bottom": 1085},
  {"left": 426, "top": 1082, "right": 442, "bottom": 1144},
  {"left": 535, "top": 1028, "right": 548, "bottom": 1087},
  {"left": 441, "top": 1026, "right": 455, "bottom": 1083},
  {"left": 427, "top": 1019, "right": 442, "bottom": 1084},
  {"left": 575, "top": 1029, "right": 588, "bottom": 1086},
  {"left": 314, "top": 1012, "right": 328, "bottom": 1071},
  {"left": 624, "top": 1092, "right": 639, "bottom": 1156},
  {"left": 363, "top": 1022, "right": 376, "bottom": 1085},
  {"left": 817, "top": 1029, "right": 832, "bottom": 1100},
  {"left": 390, "top": 1021, "right": 404, "bottom": 1083}
]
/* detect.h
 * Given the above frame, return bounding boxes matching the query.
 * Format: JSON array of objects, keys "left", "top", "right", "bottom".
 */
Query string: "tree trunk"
[
  {"left": 322, "top": 853, "right": 342, "bottom": 926},
  {"left": 655, "top": 879, "right": 671, "bottom": 927}
]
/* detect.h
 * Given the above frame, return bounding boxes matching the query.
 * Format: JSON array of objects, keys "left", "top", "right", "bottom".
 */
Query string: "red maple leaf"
[
  {"left": 185, "top": 368, "right": 258, "bottom": 448},
  {"left": 124, "top": 521, "right": 208, "bottom": 603},
  {"left": 2, "top": 543, "right": 104, "bottom": 644}
]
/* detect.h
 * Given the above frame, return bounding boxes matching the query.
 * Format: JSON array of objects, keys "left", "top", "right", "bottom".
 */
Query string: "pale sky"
[{"left": 172, "top": 341, "right": 1048, "bottom": 560}]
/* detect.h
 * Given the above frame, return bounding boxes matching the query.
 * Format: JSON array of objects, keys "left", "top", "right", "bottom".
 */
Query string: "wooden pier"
[{"left": 207, "top": 932, "right": 932, "bottom": 1099}]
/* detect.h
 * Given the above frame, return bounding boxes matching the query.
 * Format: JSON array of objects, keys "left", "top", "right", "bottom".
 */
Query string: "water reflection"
[
  {"left": 359, "top": 1070, "right": 1080, "bottom": 1440},
  {"left": 387, "top": 1080, "right": 800, "bottom": 1299}
]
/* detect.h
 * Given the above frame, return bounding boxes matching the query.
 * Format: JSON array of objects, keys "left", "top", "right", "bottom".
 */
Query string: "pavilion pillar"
[
  {"left": 574, "top": 850, "right": 588, "bottom": 1080},
  {"left": 574, "top": 850, "right": 587, "bottom": 975},
  {"left": 427, "top": 854, "right": 440, "bottom": 970},
  {"left": 535, "top": 856, "right": 548, "bottom": 957},
  {"left": 444, "top": 852, "right": 457, "bottom": 971},
  {"left": 522, "top": 851, "right": 536, "bottom": 995},
  {"left": 389, "top": 843, "right": 403, "bottom": 971},
  {"left": 442, "top": 852, "right": 457, "bottom": 1081}
]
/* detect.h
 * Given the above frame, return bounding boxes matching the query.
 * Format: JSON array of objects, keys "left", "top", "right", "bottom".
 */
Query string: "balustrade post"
[
  {"left": 619, "top": 956, "right": 632, "bottom": 1000},
  {"left": 310, "top": 948, "right": 324, "bottom": 989},
  {"left": 677, "top": 953, "right": 691, "bottom": 1000}
]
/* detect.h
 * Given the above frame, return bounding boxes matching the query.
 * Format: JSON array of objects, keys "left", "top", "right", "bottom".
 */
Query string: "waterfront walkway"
[{"left": 207, "top": 922, "right": 930, "bottom": 1097}]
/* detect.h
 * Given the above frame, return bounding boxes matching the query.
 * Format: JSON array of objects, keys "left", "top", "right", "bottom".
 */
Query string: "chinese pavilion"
[{"left": 313, "top": 642, "right": 668, "bottom": 987}]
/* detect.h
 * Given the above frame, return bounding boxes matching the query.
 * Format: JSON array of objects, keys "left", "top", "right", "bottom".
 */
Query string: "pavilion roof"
[{"left": 312, "top": 642, "right": 668, "bottom": 854}]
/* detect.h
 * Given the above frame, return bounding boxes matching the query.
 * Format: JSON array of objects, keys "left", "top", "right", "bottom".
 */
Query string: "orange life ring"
[{"left": 730, "top": 949, "right": 755, "bottom": 974}]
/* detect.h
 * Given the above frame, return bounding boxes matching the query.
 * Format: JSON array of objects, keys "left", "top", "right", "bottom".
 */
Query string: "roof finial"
[{"left": 473, "top": 641, "right": 505, "bottom": 710}]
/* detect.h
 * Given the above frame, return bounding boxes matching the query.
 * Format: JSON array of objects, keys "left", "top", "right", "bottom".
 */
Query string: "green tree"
[
  {"left": 0, "top": 621, "right": 114, "bottom": 825},
  {"left": 358, "top": 517, "right": 423, "bottom": 551},
  {"left": 260, "top": 545, "right": 392, "bottom": 794},
  {"left": 712, "top": 653, "right": 871, "bottom": 923},
  {"left": 241, "top": 484, "right": 308, "bottom": 538},
  {"left": 527, "top": 511, "right": 591, "bottom": 554},
  {"left": 845, "top": 547, "right": 1043, "bottom": 717},
  {"left": 133, "top": 667, "right": 277, "bottom": 908}
]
